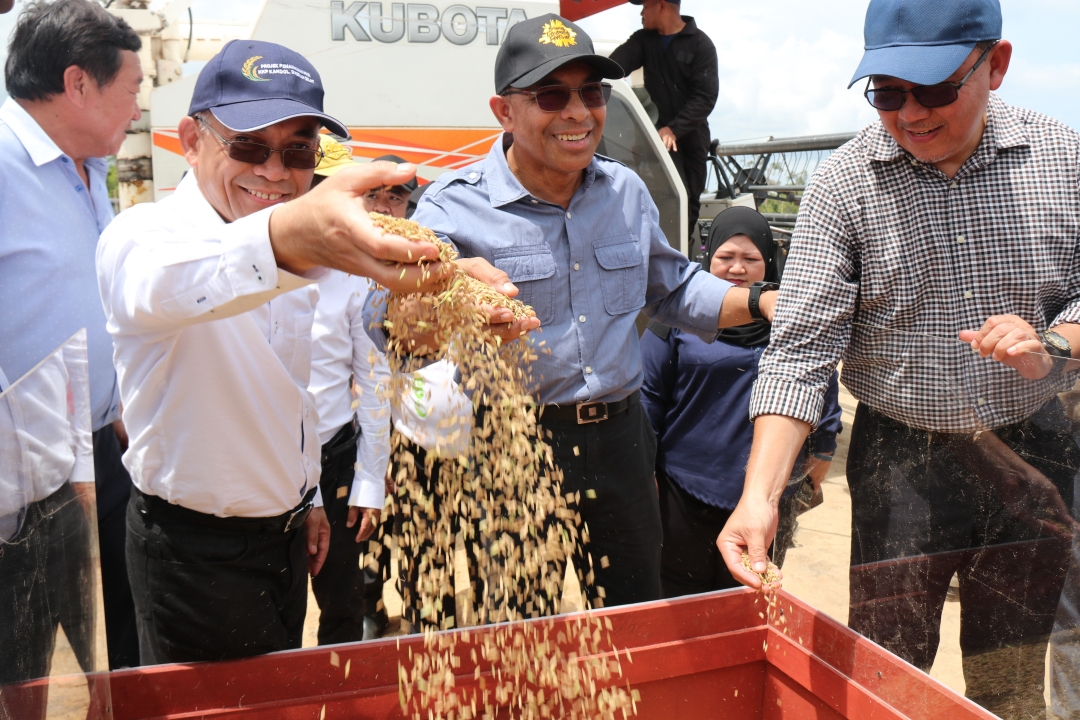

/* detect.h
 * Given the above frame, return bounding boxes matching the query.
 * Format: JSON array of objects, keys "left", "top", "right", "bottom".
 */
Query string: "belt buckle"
[
  {"left": 283, "top": 503, "right": 313, "bottom": 533},
  {"left": 576, "top": 401, "right": 609, "bottom": 425}
]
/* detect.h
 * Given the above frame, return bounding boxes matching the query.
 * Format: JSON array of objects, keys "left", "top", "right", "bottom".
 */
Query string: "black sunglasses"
[
  {"left": 503, "top": 82, "right": 612, "bottom": 113},
  {"left": 864, "top": 42, "right": 997, "bottom": 112},
  {"left": 197, "top": 116, "right": 324, "bottom": 170}
]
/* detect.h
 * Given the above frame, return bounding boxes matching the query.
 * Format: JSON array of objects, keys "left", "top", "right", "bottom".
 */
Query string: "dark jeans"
[
  {"left": 657, "top": 469, "right": 804, "bottom": 598},
  {"left": 847, "top": 402, "right": 1078, "bottom": 720},
  {"left": 311, "top": 422, "right": 366, "bottom": 645},
  {"left": 669, "top": 128, "right": 709, "bottom": 239},
  {"left": 543, "top": 397, "right": 663, "bottom": 608},
  {"left": 0, "top": 483, "right": 94, "bottom": 720},
  {"left": 91, "top": 425, "right": 139, "bottom": 669},
  {"left": 126, "top": 490, "right": 308, "bottom": 664}
]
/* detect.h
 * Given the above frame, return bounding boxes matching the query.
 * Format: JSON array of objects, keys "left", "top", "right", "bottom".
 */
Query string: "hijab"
[{"left": 707, "top": 206, "right": 779, "bottom": 347}]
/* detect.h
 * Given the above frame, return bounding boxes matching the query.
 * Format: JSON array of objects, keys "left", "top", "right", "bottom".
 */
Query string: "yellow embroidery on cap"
[
  {"left": 539, "top": 19, "right": 577, "bottom": 48},
  {"left": 242, "top": 56, "right": 270, "bottom": 82}
]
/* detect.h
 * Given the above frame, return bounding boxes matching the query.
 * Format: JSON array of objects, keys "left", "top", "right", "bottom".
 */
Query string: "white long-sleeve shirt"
[
  {"left": 97, "top": 172, "right": 327, "bottom": 518},
  {"left": 309, "top": 272, "right": 390, "bottom": 510},
  {"left": 0, "top": 331, "right": 94, "bottom": 532}
]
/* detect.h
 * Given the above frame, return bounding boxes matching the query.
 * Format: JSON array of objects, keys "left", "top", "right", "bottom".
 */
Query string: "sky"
[{"left": 2, "top": 0, "right": 1079, "bottom": 144}]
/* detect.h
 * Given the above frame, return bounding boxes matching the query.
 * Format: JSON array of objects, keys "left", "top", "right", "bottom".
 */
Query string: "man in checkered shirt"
[{"left": 718, "top": 0, "right": 1080, "bottom": 715}]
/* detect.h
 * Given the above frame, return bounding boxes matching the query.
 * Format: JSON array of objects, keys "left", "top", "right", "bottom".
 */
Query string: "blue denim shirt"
[{"left": 405, "top": 134, "right": 730, "bottom": 405}]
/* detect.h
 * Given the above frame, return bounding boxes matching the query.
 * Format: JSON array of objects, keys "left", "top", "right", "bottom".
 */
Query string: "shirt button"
[
  {"left": 573, "top": 263, "right": 580, "bottom": 271},
  {"left": 950, "top": 181, "right": 958, "bottom": 189},
  {"left": 531, "top": 199, "right": 538, "bottom": 204},
  {"left": 957, "top": 235, "right": 966, "bottom": 244},
  {"left": 469, "top": 172, "right": 478, "bottom": 180},
  {"left": 566, "top": 211, "right": 572, "bottom": 219},
  {"left": 964, "top": 290, "right": 973, "bottom": 299},
  {"left": 585, "top": 366, "right": 593, "bottom": 374},
  {"left": 579, "top": 315, "right": 586, "bottom": 323},
  {"left": 977, "top": 397, "right": 986, "bottom": 406}
]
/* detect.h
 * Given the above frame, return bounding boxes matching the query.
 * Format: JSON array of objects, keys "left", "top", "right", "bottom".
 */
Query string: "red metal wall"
[{"left": 561, "top": 0, "right": 628, "bottom": 21}]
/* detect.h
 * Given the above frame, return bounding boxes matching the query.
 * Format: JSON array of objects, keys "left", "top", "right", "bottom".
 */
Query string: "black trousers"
[
  {"left": 542, "top": 397, "right": 663, "bottom": 608},
  {"left": 125, "top": 490, "right": 308, "bottom": 664},
  {"left": 669, "top": 127, "right": 710, "bottom": 240},
  {"left": 847, "top": 402, "right": 1077, "bottom": 720},
  {"left": 0, "top": 483, "right": 94, "bottom": 720},
  {"left": 395, "top": 440, "right": 477, "bottom": 631},
  {"left": 91, "top": 425, "right": 139, "bottom": 669},
  {"left": 657, "top": 469, "right": 804, "bottom": 598},
  {"left": 311, "top": 422, "right": 366, "bottom": 645}
]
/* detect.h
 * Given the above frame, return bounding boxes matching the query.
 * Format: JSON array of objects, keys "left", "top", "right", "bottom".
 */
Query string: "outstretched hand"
[
  {"left": 456, "top": 256, "right": 541, "bottom": 342},
  {"left": 269, "top": 161, "right": 448, "bottom": 292}
]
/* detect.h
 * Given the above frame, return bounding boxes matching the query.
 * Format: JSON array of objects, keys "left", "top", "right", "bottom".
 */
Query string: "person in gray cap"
[
  {"left": 718, "top": 0, "right": 1080, "bottom": 715},
  {"left": 389, "top": 14, "right": 776, "bottom": 618},
  {"left": 97, "top": 39, "right": 446, "bottom": 664}
]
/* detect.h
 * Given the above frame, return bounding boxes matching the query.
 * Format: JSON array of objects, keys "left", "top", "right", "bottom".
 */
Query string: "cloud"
[{"left": 579, "top": 0, "right": 1080, "bottom": 141}]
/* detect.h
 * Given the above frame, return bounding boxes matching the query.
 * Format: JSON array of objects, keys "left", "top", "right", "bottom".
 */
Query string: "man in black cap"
[
  {"left": 610, "top": 0, "right": 718, "bottom": 242},
  {"left": 97, "top": 39, "right": 447, "bottom": 664},
  {"left": 399, "top": 14, "right": 774, "bottom": 614}
]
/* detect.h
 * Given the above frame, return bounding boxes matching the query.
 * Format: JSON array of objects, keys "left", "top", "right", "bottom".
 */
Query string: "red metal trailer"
[{"left": 33, "top": 589, "right": 995, "bottom": 719}]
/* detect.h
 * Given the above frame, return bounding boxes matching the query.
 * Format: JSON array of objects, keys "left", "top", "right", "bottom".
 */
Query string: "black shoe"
[{"left": 363, "top": 610, "right": 389, "bottom": 641}]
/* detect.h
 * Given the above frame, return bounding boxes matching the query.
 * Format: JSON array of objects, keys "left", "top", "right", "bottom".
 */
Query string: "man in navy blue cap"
[
  {"left": 97, "top": 39, "right": 447, "bottom": 664},
  {"left": 718, "top": 1, "right": 1080, "bottom": 715}
]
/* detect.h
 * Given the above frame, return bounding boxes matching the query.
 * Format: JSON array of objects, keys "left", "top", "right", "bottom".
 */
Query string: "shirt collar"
[
  {"left": 863, "top": 92, "right": 1030, "bottom": 165},
  {"left": 0, "top": 97, "right": 67, "bottom": 167},
  {"left": 173, "top": 171, "right": 228, "bottom": 226},
  {"left": 484, "top": 132, "right": 611, "bottom": 208}
]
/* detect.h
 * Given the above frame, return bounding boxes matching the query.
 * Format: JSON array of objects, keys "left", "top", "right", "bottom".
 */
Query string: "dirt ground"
[{"left": 48, "top": 383, "right": 1047, "bottom": 717}]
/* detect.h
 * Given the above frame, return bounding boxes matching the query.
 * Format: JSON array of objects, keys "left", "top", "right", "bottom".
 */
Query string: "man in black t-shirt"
[{"left": 611, "top": 0, "right": 718, "bottom": 241}]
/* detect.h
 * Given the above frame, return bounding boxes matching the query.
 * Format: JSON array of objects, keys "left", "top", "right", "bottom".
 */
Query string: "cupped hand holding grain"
[
  {"left": 267, "top": 161, "right": 446, "bottom": 292},
  {"left": 456, "top": 256, "right": 541, "bottom": 342}
]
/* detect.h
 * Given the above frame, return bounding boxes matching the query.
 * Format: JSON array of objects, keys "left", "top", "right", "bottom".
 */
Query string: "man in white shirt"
[
  {"left": 307, "top": 142, "right": 399, "bottom": 643},
  {"left": 96, "top": 39, "right": 445, "bottom": 664}
]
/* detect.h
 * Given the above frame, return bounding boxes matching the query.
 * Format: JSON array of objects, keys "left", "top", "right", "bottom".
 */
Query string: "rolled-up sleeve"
[
  {"left": 641, "top": 194, "right": 730, "bottom": 340},
  {"left": 749, "top": 175, "right": 858, "bottom": 426}
]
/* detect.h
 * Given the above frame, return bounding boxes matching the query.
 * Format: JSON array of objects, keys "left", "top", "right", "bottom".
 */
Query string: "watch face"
[{"left": 1045, "top": 331, "right": 1070, "bottom": 352}]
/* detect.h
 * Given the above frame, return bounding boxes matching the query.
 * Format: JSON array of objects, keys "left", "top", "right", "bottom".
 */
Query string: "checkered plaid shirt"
[{"left": 750, "top": 94, "right": 1080, "bottom": 433}]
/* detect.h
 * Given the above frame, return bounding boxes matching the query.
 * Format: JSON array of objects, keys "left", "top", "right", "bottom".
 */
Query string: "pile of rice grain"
[{"left": 371, "top": 213, "right": 635, "bottom": 720}]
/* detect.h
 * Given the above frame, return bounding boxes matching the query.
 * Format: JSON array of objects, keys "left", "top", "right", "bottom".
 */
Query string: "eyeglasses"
[
  {"left": 503, "top": 82, "right": 612, "bottom": 113},
  {"left": 196, "top": 116, "right": 323, "bottom": 170},
  {"left": 864, "top": 42, "right": 997, "bottom": 112}
]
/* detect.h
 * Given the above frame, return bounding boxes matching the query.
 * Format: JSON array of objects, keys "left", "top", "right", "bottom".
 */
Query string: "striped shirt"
[{"left": 750, "top": 93, "right": 1080, "bottom": 433}]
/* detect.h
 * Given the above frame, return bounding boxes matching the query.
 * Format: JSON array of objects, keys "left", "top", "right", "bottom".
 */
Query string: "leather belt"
[
  {"left": 540, "top": 390, "right": 639, "bottom": 425},
  {"left": 136, "top": 485, "right": 319, "bottom": 535}
]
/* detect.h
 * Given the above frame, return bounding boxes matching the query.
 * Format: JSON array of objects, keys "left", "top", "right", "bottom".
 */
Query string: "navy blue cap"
[
  {"left": 189, "top": 39, "right": 349, "bottom": 139},
  {"left": 849, "top": 0, "right": 1002, "bottom": 88}
]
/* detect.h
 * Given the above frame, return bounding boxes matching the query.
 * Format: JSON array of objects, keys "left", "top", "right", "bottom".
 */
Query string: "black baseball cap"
[
  {"left": 372, "top": 154, "right": 419, "bottom": 193},
  {"left": 495, "top": 14, "right": 624, "bottom": 95},
  {"left": 189, "top": 39, "right": 349, "bottom": 139}
]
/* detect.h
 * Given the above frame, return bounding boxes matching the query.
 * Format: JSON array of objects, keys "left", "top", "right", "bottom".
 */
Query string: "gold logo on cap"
[
  {"left": 539, "top": 19, "right": 577, "bottom": 48},
  {"left": 242, "top": 56, "right": 270, "bottom": 82}
]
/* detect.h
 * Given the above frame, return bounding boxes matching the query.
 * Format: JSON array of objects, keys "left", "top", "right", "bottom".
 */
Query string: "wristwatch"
[
  {"left": 1042, "top": 329, "right": 1071, "bottom": 375},
  {"left": 748, "top": 281, "right": 780, "bottom": 322}
]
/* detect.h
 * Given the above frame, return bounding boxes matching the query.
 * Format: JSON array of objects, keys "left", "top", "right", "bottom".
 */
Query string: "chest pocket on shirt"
[
  {"left": 676, "top": 50, "right": 695, "bottom": 66},
  {"left": 594, "top": 236, "right": 646, "bottom": 316},
  {"left": 492, "top": 245, "right": 557, "bottom": 326}
]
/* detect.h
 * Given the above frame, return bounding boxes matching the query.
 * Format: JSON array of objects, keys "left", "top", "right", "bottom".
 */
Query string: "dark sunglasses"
[
  {"left": 197, "top": 116, "right": 324, "bottom": 170},
  {"left": 503, "top": 82, "right": 612, "bottom": 112},
  {"left": 864, "top": 42, "right": 997, "bottom": 112}
]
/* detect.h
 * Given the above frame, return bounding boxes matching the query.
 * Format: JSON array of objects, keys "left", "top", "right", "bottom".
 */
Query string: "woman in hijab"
[{"left": 641, "top": 206, "right": 843, "bottom": 597}]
